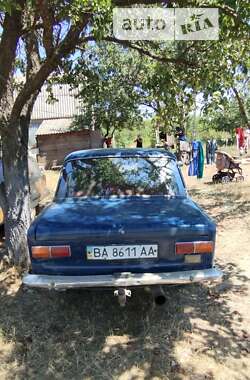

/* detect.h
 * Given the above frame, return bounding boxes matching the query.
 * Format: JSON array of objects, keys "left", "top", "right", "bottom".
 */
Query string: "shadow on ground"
[
  {"left": 189, "top": 185, "right": 250, "bottom": 224},
  {"left": 0, "top": 259, "right": 249, "bottom": 380}
]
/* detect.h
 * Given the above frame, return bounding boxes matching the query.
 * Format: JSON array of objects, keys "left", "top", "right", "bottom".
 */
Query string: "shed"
[{"left": 36, "top": 119, "right": 103, "bottom": 169}]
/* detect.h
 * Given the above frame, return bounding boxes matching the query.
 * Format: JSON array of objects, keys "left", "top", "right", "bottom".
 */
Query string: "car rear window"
[{"left": 56, "top": 157, "right": 184, "bottom": 198}]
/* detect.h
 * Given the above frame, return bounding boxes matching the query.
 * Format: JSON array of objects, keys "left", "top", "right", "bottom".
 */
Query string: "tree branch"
[
  {"left": 113, "top": 0, "right": 249, "bottom": 28},
  {"left": 37, "top": 0, "right": 55, "bottom": 57},
  {"left": 233, "top": 87, "right": 249, "bottom": 125},
  {"left": 141, "top": 101, "right": 159, "bottom": 112},
  {"left": 77, "top": 35, "right": 196, "bottom": 67},
  {"left": 76, "top": 35, "right": 197, "bottom": 69},
  {"left": 0, "top": 1, "right": 25, "bottom": 101},
  {"left": 11, "top": 14, "right": 91, "bottom": 121},
  {"left": 103, "top": 37, "right": 197, "bottom": 67},
  {"left": 113, "top": 0, "right": 170, "bottom": 5},
  {"left": 203, "top": 4, "right": 249, "bottom": 28},
  {"left": 25, "top": 20, "right": 42, "bottom": 80},
  {"left": 21, "top": 25, "right": 42, "bottom": 126}
]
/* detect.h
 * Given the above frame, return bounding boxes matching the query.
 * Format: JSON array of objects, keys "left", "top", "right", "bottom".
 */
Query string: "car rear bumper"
[{"left": 23, "top": 267, "right": 222, "bottom": 290}]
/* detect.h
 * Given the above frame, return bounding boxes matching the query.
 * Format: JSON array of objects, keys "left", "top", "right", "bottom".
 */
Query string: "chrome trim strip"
[{"left": 23, "top": 268, "right": 222, "bottom": 290}]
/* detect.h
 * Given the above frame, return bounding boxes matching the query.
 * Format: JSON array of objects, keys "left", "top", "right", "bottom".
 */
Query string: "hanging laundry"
[
  {"left": 236, "top": 127, "right": 245, "bottom": 150},
  {"left": 188, "top": 140, "right": 199, "bottom": 176},
  {"left": 197, "top": 141, "right": 204, "bottom": 179},
  {"left": 188, "top": 140, "right": 204, "bottom": 179}
]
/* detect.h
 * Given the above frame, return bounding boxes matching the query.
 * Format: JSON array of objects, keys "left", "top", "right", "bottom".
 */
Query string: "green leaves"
[
  {"left": 199, "top": 95, "right": 249, "bottom": 138},
  {"left": 0, "top": 1, "right": 14, "bottom": 14},
  {"left": 67, "top": 43, "right": 144, "bottom": 135}
]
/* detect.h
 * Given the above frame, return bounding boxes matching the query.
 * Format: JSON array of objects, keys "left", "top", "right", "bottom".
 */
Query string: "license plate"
[{"left": 86, "top": 244, "right": 158, "bottom": 260}]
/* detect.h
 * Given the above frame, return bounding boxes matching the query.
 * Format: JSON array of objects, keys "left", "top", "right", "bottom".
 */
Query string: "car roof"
[{"left": 65, "top": 148, "right": 176, "bottom": 162}]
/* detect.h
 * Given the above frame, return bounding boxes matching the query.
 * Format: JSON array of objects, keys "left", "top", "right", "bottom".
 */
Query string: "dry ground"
[{"left": 0, "top": 164, "right": 249, "bottom": 380}]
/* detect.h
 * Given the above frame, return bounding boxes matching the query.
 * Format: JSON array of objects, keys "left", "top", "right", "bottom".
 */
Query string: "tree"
[
  {"left": 66, "top": 41, "right": 197, "bottom": 138},
  {"left": 0, "top": 1, "right": 97, "bottom": 267},
  {"left": 148, "top": 38, "right": 249, "bottom": 136},
  {"left": 65, "top": 43, "right": 144, "bottom": 137},
  {"left": 0, "top": 0, "right": 248, "bottom": 268},
  {"left": 198, "top": 96, "right": 250, "bottom": 139},
  {"left": 0, "top": 0, "right": 164, "bottom": 267},
  {"left": 196, "top": 39, "right": 250, "bottom": 127}
]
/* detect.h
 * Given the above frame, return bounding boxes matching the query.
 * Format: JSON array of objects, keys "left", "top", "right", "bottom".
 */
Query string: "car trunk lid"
[
  {"left": 34, "top": 196, "right": 212, "bottom": 240},
  {"left": 30, "top": 197, "right": 215, "bottom": 275}
]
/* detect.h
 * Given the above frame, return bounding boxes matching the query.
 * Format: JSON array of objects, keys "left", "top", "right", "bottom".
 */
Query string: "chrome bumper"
[{"left": 23, "top": 268, "right": 222, "bottom": 290}]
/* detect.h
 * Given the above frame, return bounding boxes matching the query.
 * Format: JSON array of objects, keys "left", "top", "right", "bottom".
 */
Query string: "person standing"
[
  {"left": 236, "top": 127, "right": 245, "bottom": 155},
  {"left": 175, "top": 126, "right": 186, "bottom": 141},
  {"left": 246, "top": 127, "right": 250, "bottom": 150},
  {"left": 135, "top": 135, "right": 143, "bottom": 148},
  {"left": 206, "top": 139, "right": 212, "bottom": 164},
  {"left": 244, "top": 135, "right": 248, "bottom": 154},
  {"left": 103, "top": 134, "right": 112, "bottom": 148},
  {"left": 211, "top": 139, "right": 217, "bottom": 163}
]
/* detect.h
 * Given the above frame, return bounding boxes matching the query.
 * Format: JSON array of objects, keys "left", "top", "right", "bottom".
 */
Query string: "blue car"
[{"left": 23, "top": 149, "right": 222, "bottom": 305}]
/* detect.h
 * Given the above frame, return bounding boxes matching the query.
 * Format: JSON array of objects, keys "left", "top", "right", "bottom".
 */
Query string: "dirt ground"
[{"left": 0, "top": 163, "right": 249, "bottom": 380}]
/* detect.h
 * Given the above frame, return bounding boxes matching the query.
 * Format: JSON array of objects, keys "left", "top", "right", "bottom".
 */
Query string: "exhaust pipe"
[{"left": 151, "top": 286, "right": 167, "bottom": 306}]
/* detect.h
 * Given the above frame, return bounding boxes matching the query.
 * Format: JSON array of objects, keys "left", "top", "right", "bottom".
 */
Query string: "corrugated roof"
[
  {"left": 31, "top": 84, "right": 81, "bottom": 121},
  {"left": 36, "top": 118, "right": 74, "bottom": 136}
]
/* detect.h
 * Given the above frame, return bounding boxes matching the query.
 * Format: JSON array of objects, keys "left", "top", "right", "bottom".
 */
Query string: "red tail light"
[
  {"left": 175, "top": 242, "right": 194, "bottom": 255},
  {"left": 32, "top": 246, "right": 71, "bottom": 259},
  {"left": 51, "top": 246, "right": 71, "bottom": 258},
  {"left": 176, "top": 241, "right": 213, "bottom": 255}
]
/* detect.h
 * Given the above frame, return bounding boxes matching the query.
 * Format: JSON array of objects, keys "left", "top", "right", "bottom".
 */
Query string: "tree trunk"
[
  {"left": 233, "top": 87, "right": 249, "bottom": 126},
  {"left": 2, "top": 117, "right": 31, "bottom": 268}
]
